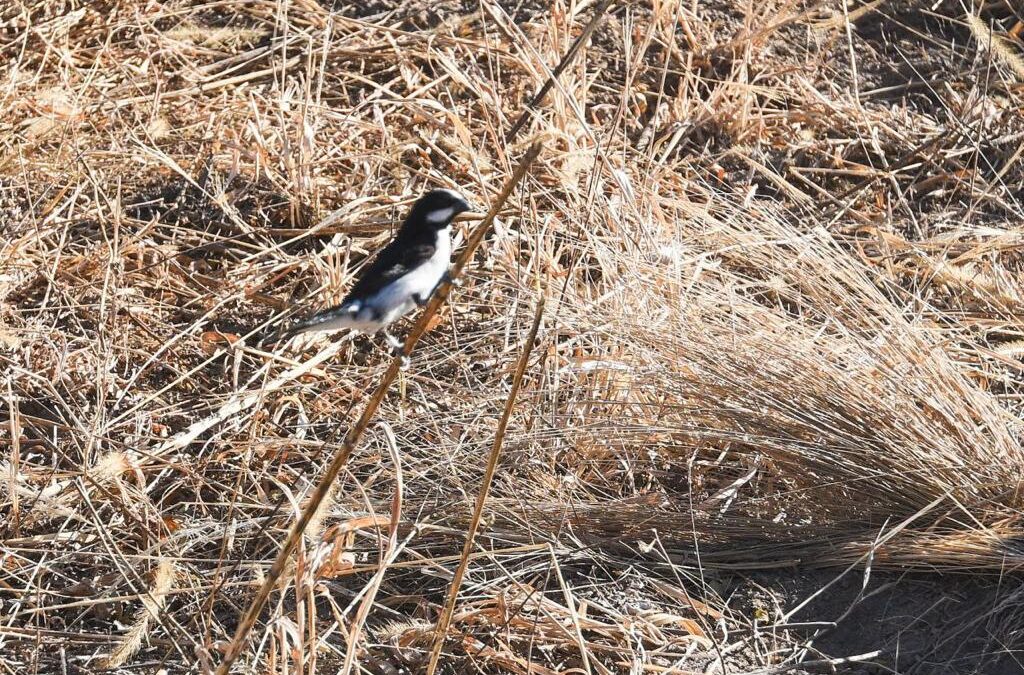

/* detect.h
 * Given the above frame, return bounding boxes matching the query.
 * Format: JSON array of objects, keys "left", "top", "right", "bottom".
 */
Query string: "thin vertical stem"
[{"left": 424, "top": 293, "right": 546, "bottom": 675}]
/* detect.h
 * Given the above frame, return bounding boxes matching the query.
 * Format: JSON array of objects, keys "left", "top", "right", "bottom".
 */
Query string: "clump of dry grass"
[
  {"left": 103, "top": 559, "right": 177, "bottom": 668},
  {"left": 2, "top": 0, "right": 1024, "bottom": 673},
  {"left": 967, "top": 12, "right": 1024, "bottom": 81},
  {"left": 512, "top": 192, "right": 1024, "bottom": 568}
]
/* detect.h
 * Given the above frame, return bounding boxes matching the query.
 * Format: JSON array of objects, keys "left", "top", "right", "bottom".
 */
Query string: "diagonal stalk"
[{"left": 213, "top": 141, "right": 542, "bottom": 675}]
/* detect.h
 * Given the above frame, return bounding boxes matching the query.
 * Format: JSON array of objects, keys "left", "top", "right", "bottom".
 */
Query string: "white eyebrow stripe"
[{"left": 425, "top": 206, "right": 455, "bottom": 224}]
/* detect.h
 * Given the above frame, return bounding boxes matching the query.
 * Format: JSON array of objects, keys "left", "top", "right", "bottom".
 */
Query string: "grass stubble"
[{"left": 1, "top": 0, "right": 1024, "bottom": 672}]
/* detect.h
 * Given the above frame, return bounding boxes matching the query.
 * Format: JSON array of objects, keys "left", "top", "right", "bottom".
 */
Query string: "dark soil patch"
[{"left": 731, "top": 569, "right": 1024, "bottom": 674}]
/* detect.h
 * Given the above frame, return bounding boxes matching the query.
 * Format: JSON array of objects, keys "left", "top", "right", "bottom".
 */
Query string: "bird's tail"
[{"left": 269, "top": 304, "right": 360, "bottom": 345}]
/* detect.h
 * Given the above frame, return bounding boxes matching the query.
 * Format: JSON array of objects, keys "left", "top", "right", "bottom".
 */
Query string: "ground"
[{"left": 2, "top": 0, "right": 1024, "bottom": 673}]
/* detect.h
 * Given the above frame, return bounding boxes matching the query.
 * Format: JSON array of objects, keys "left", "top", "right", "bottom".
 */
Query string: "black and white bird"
[{"left": 282, "top": 188, "right": 473, "bottom": 352}]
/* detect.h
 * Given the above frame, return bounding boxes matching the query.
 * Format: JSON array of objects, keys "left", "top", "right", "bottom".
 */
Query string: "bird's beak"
[{"left": 454, "top": 210, "right": 487, "bottom": 222}]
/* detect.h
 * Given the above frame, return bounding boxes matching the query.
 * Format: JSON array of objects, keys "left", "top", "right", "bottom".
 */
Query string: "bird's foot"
[
  {"left": 383, "top": 332, "right": 409, "bottom": 368},
  {"left": 390, "top": 344, "right": 410, "bottom": 369},
  {"left": 443, "top": 270, "right": 462, "bottom": 287},
  {"left": 384, "top": 331, "right": 403, "bottom": 351}
]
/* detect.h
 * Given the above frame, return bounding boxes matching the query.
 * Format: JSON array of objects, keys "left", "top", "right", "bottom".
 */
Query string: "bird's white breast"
[{"left": 361, "top": 227, "right": 451, "bottom": 327}]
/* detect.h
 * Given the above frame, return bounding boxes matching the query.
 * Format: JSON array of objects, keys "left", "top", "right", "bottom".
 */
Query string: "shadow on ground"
[{"left": 732, "top": 570, "right": 1024, "bottom": 674}]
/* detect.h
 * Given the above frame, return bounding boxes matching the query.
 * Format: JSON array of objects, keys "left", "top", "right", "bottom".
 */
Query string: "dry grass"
[{"left": 2, "top": 0, "right": 1024, "bottom": 673}]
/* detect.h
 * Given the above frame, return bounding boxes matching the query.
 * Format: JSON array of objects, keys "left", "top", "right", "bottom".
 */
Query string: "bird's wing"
[
  {"left": 281, "top": 235, "right": 438, "bottom": 339},
  {"left": 341, "top": 238, "right": 437, "bottom": 303}
]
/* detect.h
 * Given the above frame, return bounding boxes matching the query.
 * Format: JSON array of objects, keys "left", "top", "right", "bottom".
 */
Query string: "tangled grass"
[{"left": 2, "top": 0, "right": 1024, "bottom": 672}]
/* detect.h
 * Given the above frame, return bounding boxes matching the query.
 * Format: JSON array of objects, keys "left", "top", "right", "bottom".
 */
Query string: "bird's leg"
[
  {"left": 383, "top": 330, "right": 402, "bottom": 352},
  {"left": 383, "top": 330, "right": 409, "bottom": 369}
]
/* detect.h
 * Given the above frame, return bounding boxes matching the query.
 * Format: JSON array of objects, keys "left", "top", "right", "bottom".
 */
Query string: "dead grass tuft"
[{"left": 2, "top": 0, "right": 1024, "bottom": 672}]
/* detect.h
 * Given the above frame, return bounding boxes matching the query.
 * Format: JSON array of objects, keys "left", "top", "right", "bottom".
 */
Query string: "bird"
[{"left": 281, "top": 188, "right": 474, "bottom": 355}]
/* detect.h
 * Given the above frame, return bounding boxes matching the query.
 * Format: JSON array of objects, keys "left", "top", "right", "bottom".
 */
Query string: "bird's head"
[{"left": 403, "top": 188, "right": 474, "bottom": 233}]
